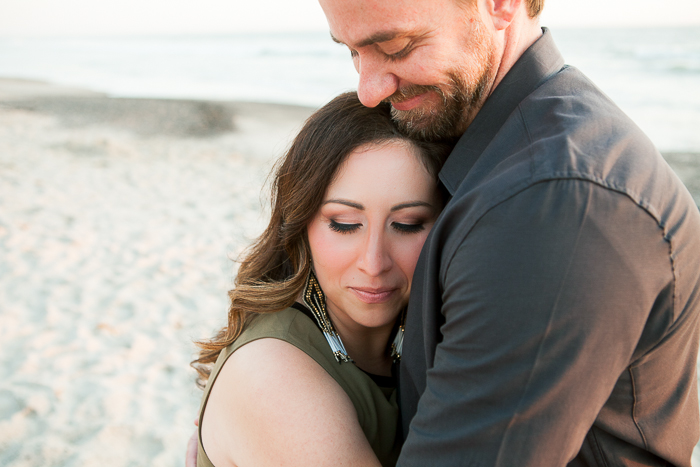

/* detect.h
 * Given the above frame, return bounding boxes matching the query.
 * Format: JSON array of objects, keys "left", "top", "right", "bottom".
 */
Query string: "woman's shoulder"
[
  {"left": 240, "top": 304, "right": 304, "bottom": 334},
  {"left": 203, "top": 306, "right": 335, "bottom": 398},
  {"left": 236, "top": 305, "right": 313, "bottom": 338},
  {"left": 198, "top": 305, "right": 399, "bottom": 467},
  {"left": 201, "top": 318, "right": 380, "bottom": 467},
  {"left": 212, "top": 306, "right": 340, "bottom": 400},
  {"left": 229, "top": 305, "right": 328, "bottom": 358},
  {"left": 241, "top": 305, "right": 398, "bottom": 411}
]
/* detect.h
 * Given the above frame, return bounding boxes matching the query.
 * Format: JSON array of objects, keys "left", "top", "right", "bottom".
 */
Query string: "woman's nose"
[{"left": 358, "top": 231, "right": 393, "bottom": 276}]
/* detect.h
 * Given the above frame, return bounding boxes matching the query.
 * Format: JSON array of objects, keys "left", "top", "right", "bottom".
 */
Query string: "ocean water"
[{"left": 0, "top": 27, "right": 698, "bottom": 152}]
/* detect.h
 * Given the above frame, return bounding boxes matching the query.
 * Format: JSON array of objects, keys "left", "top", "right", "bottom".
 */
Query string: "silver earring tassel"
[
  {"left": 390, "top": 324, "right": 404, "bottom": 361},
  {"left": 303, "top": 270, "right": 353, "bottom": 363}
]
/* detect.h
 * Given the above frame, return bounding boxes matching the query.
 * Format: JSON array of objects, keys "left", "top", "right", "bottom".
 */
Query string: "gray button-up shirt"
[{"left": 398, "top": 28, "right": 700, "bottom": 466}]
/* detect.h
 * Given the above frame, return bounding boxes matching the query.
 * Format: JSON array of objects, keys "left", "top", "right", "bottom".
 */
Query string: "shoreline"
[
  {"left": 0, "top": 77, "right": 317, "bottom": 161},
  {"left": 3, "top": 76, "right": 698, "bottom": 151},
  {"left": 3, "top": 77, "right": 697, "bottom": 204}
]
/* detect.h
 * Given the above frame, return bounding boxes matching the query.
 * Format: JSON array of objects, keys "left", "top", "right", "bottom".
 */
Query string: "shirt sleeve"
[{"left": 396, "top": 179, "right": 673, "bottom": 466}]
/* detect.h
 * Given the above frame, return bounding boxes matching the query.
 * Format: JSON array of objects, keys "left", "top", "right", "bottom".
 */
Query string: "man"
[{"left": 319, "top": 0, "right": 700, "bottom": 465}]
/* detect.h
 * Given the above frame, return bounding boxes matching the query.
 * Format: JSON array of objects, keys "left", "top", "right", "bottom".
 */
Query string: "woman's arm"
[{"left": 202, "top": 338, "right": 382, "bottom": 467}]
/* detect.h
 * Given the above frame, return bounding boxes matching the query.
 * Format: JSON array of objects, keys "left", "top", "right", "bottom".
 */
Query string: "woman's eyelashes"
[
  {"left": 392, "top": 222, "right": 425, "bottom": 234},
  {"left": 328, "top": 219, "right": 425, "bottom": 235},
  {"left": 329, "top": 219, "right": 361, "bottom": 234}
]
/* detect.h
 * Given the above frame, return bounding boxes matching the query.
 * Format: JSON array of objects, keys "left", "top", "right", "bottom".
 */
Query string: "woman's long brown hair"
[{"left": 191, "top": 92, "right": 452, "bottom": 387}]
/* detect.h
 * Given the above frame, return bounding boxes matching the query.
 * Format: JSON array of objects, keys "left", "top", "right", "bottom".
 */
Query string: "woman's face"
[{"left": 307, "top": 141, "right": 441, "bottom": 336}]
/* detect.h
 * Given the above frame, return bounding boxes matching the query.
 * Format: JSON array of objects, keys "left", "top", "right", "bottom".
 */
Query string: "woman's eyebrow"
[
  {"left": 323, "top": 199, "right": 364, "bottom": 210},
  {"left": 322, "top": 200, "right": 433, "bottom": 211},
  {"left": 391, "top": 201, "right": 433, "bottom": 212}
]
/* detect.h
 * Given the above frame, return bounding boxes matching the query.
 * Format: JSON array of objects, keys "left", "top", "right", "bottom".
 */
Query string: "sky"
[{"left": 1, "top": 0, "right": 699, "bottom": 36}]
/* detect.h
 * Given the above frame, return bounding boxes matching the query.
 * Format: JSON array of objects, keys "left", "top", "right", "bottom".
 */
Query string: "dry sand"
[
  {"left": 0, "top": 78, "right": 698, "bottom": 466},
  {"left": 0, "top": 78, "right": 314, "bottom": 466}
]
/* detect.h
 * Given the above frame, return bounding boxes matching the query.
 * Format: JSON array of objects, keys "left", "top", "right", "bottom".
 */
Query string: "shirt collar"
[{"left": 438, "top": 27, "right": 566, "bottom": 195}]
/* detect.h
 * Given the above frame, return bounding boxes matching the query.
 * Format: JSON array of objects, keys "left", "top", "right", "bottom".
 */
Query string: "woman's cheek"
[
  {"left": 402, "top": 232, "right": 431, "bottom": 277},
  {"left": 309, "top": 225, "right": 356, "bottom": 269}
]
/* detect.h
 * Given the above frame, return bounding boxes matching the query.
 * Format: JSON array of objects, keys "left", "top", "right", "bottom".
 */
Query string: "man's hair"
[
  {"left": 459, "top": 0, "right": 545, "bottom": 18},
  {"left": 527, "top": 0, "right": 544, "bottom": 18}
]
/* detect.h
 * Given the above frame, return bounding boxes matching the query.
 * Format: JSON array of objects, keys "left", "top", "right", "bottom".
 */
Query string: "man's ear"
[{"left": 485, "top": 0, "right": 522, "bottom": 30}]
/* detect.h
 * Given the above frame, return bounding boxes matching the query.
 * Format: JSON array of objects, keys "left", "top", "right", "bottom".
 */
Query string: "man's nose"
[
  {"left": 358, "top": 230, "right": 393, "bottom": 276},
  {"left": 356, "top": 54, "right": 399, "bottom": 108}
]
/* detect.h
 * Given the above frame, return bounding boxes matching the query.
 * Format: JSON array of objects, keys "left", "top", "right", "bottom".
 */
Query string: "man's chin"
[{"left": 391, "top": 109, "right": 463, "bottom": 142}]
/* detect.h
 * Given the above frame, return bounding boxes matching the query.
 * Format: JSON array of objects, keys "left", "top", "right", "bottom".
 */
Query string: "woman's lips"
[{"left": 350, "top": 287, "right": 398, "bottom": 304}]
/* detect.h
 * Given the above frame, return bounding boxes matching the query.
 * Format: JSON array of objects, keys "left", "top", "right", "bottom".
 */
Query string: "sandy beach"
[
  {"left": 0, "top": 78, "right": 699, "bottom": 466},
  {"left": 0, "top": 78, "right": 314, "bottom": 466}
]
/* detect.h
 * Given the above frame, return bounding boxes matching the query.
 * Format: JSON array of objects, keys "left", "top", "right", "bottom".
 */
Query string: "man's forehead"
[{"left": 320, "top": 0, "right": 433, "bottom": 46}]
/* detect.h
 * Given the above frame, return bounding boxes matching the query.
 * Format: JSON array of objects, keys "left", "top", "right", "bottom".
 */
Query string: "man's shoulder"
[
  {"left": 519, "top": 66, "right": 678, "bottom": 210},
  {"left": 485, "top": 56, "right": 642, "bottom": 143},
  {"left": 454, "top": 64, "right": 667, "bottom": 209},
  {"left": 519, "top": 65, "right": 656, "bottom": 165},
  {"left": 439, "top": 64, "right": 698, "bottom": 257}
]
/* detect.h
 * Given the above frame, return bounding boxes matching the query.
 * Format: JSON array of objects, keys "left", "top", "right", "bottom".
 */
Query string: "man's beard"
[{"left": 385, "top": 25, "right": 493, "bottom": 142}]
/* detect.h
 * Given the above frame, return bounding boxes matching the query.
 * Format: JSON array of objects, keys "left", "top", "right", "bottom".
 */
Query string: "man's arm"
[{"left": 398, "top": 179, "right": 671, "bottom": 465}]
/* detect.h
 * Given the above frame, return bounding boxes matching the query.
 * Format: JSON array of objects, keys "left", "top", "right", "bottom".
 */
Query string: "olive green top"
[{"left": 197, "top": 305, "right": 400, "bottom": 467}]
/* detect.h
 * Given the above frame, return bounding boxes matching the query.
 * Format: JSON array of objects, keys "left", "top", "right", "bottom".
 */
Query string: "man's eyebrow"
[
  {"left": 330, "top": 30, "right": 405, "bottom": 48},
  {"left": 330, "top": 32, "right": 343, "bottom": 44},
  {"left": 323, "top": 199, "right": 364, "bottom": 210},
  {"left": 391, "top": 201, "right": 434, "bottom": 212}
]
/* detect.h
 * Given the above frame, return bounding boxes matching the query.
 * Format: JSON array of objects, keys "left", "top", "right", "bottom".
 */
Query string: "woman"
[{"left": 192, "top": 92, "right": 451, "bottom": 467}]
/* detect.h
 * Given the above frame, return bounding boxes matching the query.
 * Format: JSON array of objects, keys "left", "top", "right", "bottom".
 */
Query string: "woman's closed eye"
[
  {"left": 392, "top": 222, "right": 425, "bottom": 234},
  {"left": 328, "top": 219, "right": 427, "bottom": 235},
  {"left": 329, "top": 219, "right": 362, "bottom": 234}
]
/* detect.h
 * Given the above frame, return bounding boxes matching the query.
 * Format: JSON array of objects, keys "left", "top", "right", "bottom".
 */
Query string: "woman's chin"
[{"left": 350, "top": 302, "right": 404, "bottom": 330}]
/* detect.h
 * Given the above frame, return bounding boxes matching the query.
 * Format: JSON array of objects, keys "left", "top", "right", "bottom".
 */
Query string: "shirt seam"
[
  {"left": 590, "top": 428, "right": 610, "bottom": 467},
  {"left": 441, "top": 174, "right": 677, "bottom": 462},
  {"left": 629, "top": 366, "right": 650, "bottom": 450},
  {"left": 443, "top": 173, "right": 679, "bottom": 360},
  {"left": 441, "top": 172, "right": 677, "bottom": 458},
  {"left": 443, "top": 172, "right": 676, "bottom": 331}
]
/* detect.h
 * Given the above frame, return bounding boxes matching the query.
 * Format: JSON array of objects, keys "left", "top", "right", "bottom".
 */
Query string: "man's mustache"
[{"left": 384, "top": 84, "right": 443, "bottom": 106}]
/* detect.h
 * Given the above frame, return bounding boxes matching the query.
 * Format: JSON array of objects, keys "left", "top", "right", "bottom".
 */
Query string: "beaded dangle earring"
[{"left": 302, "top": 270, "right": 353, "bottom": 363}]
